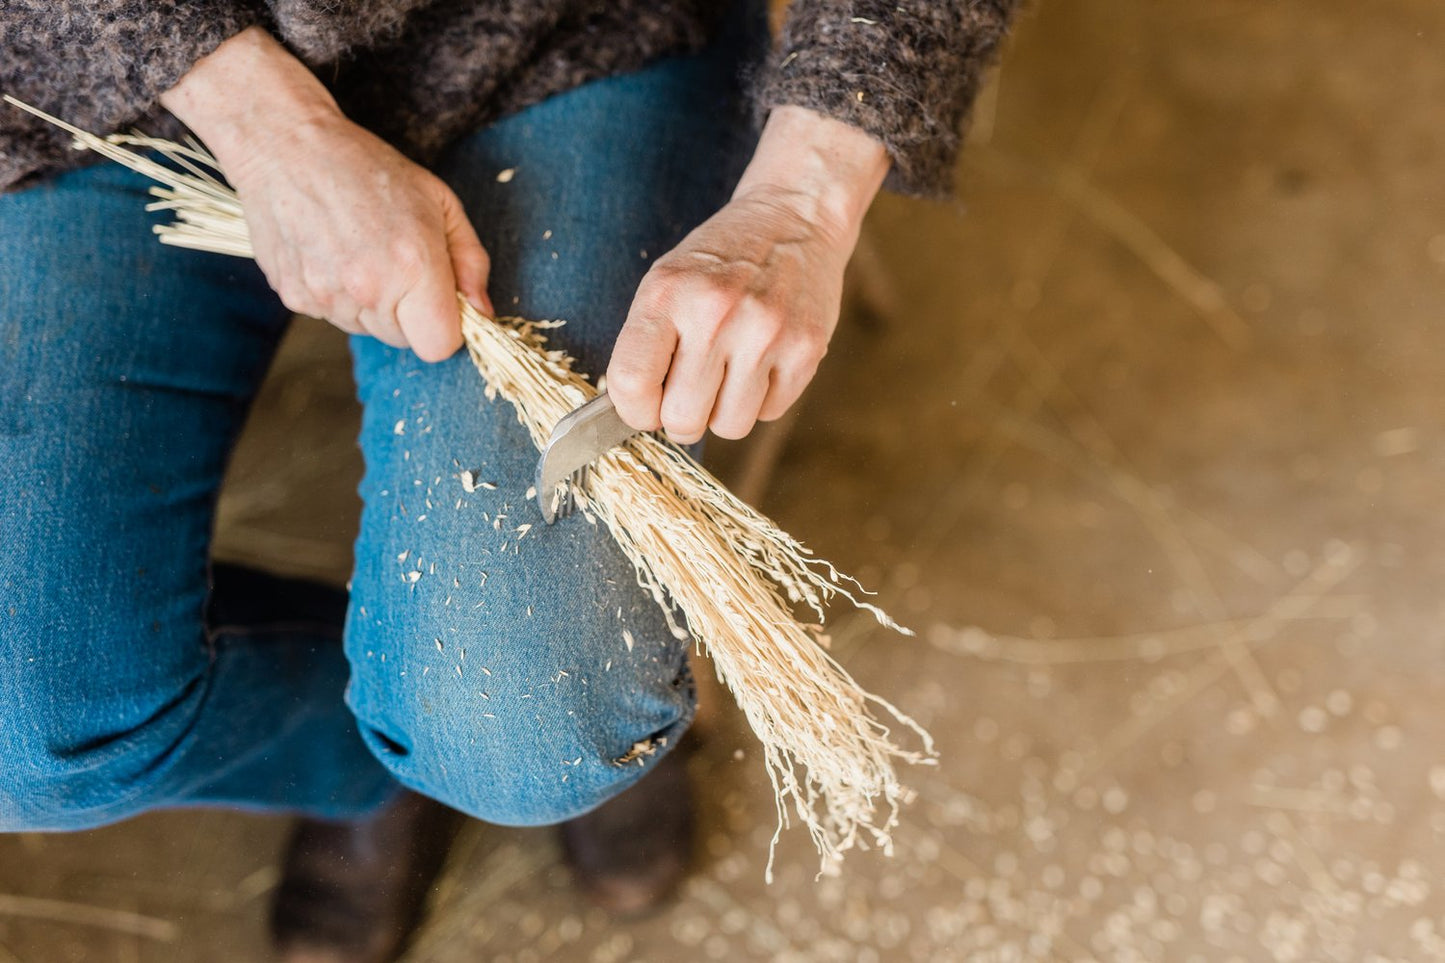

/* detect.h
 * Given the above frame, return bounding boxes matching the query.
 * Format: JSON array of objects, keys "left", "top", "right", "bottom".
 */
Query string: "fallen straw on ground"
[{"left": 6, "top": 96, "right": 937, "bottom": 880}]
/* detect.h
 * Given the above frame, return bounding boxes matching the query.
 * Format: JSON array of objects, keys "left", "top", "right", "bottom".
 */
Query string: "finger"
[
  {"left": 441, "top": 189, "right": 493, "bottom": 316},
  {"left": 243, "top": 212, "right": 290, "bottom": 302},
  {"left": 325, "top": 313, "right": 367, "bottom": 337},
  {"left": 267, "top": 249, "right": 326, "bottom": 320},
  {"left": 607, "top": 287, "right": 679, "bottom": 431},
  {"left": 395, "top": 253, "right": 464, "bottom": 363},
  {"left": 321, "top": 292, "right": 368, "bottom": 338},
  {"left": 356, "top": 305, "right": 408, "bottom": 349},
  {"left": 758, "top": 357, "right": 820, "bottom": 422},
  {"left": 277, "top": 286, "right": 327, "bottom": 321},
  {"left": 708, "top": 357, "right": 771, "bottom": 440},
  {"left": 659, "top": 341, "right": 726, "bottom": 445}
]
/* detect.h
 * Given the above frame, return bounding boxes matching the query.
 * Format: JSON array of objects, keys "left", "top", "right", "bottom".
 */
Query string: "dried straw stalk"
[{"left": 6, "top": 96, "right": 936, "bottom": 879}]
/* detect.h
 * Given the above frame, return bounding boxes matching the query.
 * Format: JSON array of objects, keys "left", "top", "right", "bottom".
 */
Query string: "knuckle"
[
  {"left": 653, "top": 276, "right": 732, "bottom": 336},
  {"left": 603, "top": 362, "right": 631, "bottom": 385},
  {"left": 749, "top": 308, "right": 786, "bottom": 349},
  {"left": 390, "top": 239, "right": 429, "bottom": 274},
  {"left": 787, "top": 326, "right": 829, "bottom": 364},
  {"left": 341, "top": 265, "right": 380, "bottom": 306},
  {"left": 278, "top": 281, "right": 319, "bottom": 318},
  {"left": 298, "top": 259, "right": 334, "bottom": 296},
  {"left": 688, "top": 280, "right": 736, "bottom": 324},
  {"left": 633, "top": 275, "right": 673, "bottom": 318},
  {"left": 604, "top": 362, "right": 645, "bottom": 393}
]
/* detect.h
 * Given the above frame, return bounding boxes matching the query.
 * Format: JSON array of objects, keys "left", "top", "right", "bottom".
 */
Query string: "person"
[{"left": 0, "top": 1, "right": 1018, "bottom": 960}]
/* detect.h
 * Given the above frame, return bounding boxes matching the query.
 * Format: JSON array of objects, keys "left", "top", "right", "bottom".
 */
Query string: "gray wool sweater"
[{"left": 0, "top": 1, "right": 1019, "bottom": 197}]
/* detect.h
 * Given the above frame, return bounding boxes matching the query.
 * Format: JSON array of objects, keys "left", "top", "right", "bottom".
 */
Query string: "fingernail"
[{"left": 462, "top": 292, "right": 493, "bottom": 318}]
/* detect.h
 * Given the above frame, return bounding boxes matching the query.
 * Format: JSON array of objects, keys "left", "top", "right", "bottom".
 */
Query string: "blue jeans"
[{"left": 0, "top": 9, "right": 762, "bottom": 831}]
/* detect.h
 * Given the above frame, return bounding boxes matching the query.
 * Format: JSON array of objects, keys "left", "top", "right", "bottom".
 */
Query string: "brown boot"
[
  {"left": 270, "top": 791, "right": 457, "bottom": 963},
  {"left": 559, "top": 741, "right": 695, "bottom": 916}
]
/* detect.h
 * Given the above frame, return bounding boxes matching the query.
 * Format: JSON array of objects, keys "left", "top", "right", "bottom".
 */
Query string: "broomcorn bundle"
[{"left": 7, "top": 96, "right": 936, "bottom": 879}]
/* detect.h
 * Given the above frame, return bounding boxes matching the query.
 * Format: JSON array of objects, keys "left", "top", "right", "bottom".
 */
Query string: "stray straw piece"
[{"left": 5, "top": 96, "right": 937, "bottom": 880}]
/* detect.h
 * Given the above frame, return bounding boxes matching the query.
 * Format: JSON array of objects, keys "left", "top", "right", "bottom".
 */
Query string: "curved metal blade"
[{"left": 534, "top": 392, "right": 640, "bottom": 522}]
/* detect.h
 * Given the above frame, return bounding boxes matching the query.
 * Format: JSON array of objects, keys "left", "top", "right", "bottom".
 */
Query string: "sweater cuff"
[
  {"left": 755, "top": 0, "right": 1018, "bottom": 198},
  {"left": 1, "top": 2, "right": 263, "bottom": 186}
]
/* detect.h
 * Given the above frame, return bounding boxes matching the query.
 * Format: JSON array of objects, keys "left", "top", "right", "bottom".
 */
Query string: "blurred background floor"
[{"left": 5, "top": 0, "right": 1445, "bottom": 960}]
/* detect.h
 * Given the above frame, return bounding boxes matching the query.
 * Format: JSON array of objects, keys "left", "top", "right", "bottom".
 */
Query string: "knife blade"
[{"left": 533, "top": 392, "right": 640, "bottom": 523}]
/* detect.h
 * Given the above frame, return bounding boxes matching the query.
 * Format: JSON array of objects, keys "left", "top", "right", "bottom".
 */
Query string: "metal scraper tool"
[{"left": 534, "top": 392, "right": 640, "bottom": 523}]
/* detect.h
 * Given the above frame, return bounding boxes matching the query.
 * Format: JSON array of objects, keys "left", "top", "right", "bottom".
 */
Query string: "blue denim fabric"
[{"left": 0, "top": 5, "right": 763, "bottom": 832}]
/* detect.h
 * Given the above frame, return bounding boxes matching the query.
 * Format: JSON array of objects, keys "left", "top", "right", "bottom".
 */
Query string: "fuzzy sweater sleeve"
[
  {"left": 0, "top": 1, "right": 267, "bottom": 187},
  {"left": 756, "top": 0, "right": 1021, "bottom": 197}
]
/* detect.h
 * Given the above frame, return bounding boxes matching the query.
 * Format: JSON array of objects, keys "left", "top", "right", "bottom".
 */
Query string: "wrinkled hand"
[
  {"left": 606, "top": 106, "right": 889, "bottom": 443},
  {"left": 161, "top": 26, "right": 491, "bottom": 362},
  {"left": 607, "top": 187, "right": 850, "bottom": 442},
  {"left": 227, "top": 115, "right": 491, "bottom": 361}
]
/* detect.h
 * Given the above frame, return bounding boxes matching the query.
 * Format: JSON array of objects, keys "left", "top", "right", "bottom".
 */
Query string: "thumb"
[{"left": 441, "top": 188, "right": 494, "bottom": 317}]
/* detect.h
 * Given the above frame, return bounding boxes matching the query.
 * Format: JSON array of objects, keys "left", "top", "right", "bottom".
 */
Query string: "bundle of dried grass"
[{"left": 7, "top": 96, "right": 936, "bottom": 879}]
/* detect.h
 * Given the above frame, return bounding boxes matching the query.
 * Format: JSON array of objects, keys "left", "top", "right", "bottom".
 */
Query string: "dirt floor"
[{"left": 5, "top": 0, "right": 1445, "bottom": 960}]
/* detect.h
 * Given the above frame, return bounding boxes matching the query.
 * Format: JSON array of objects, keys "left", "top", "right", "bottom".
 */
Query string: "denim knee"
[
  {"left": 0, "top": 613, "right": 208, "bottom": 831},
  {"left": 0, "top": 685, "right": 201, "bottom": 832},
  {"left": 345, "top": 336, "right": 702, "bottom": 826},
  {"left": 345, "top": 613, "right": 697, "bottom": 827}
]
